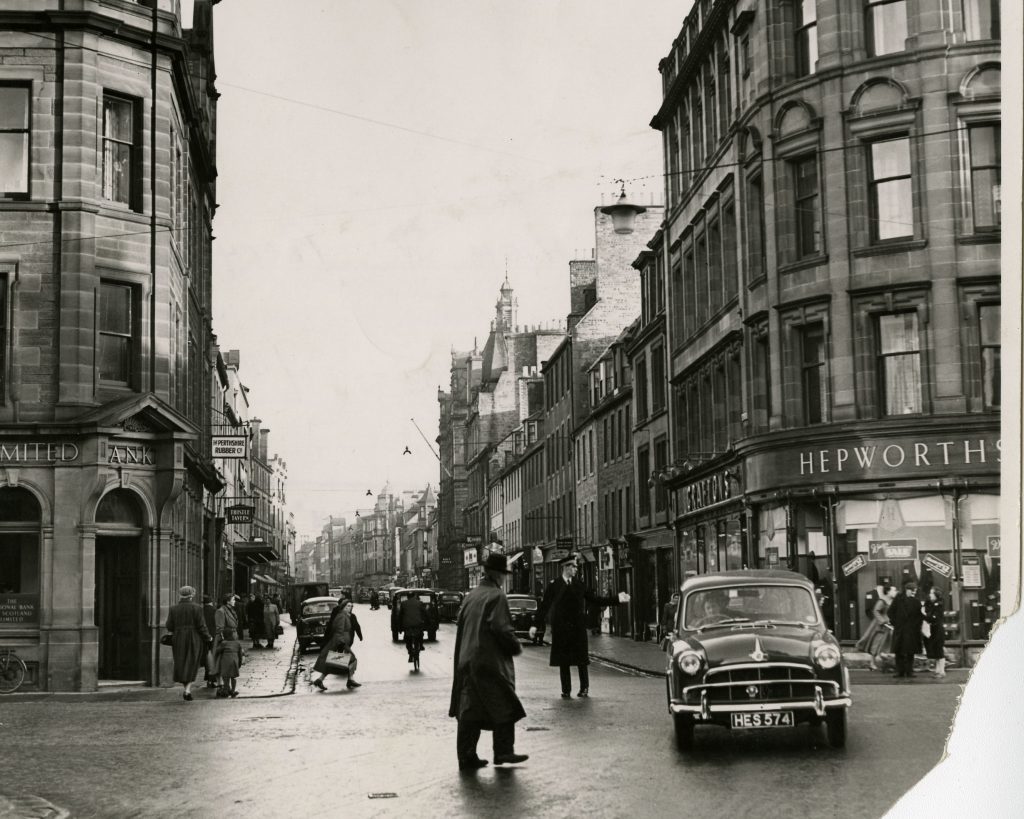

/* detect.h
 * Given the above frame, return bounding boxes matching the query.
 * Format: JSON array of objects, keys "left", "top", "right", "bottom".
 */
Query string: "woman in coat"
[
  {"left": 263, "top": 597, "right": 281, "bottom": 649},
  {"left": 311, "top": 599, "right": 361, "bottom": 691},
  {"left": 922, "top": 587, "right": 946, "bottom": 678},
  {"left": 246, "top": 594, "right": 265, "bottom": 649},
  {"left": 165, "top": 585, "right": 211, "bottom": 701},
  {"left": 855, "top": 586, "right": 894, "bottom": 670}
]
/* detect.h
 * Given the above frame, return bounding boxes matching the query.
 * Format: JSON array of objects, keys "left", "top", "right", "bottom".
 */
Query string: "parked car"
[
  {"left": 506, "top": 594, "right": 540, "bottom": 642},
  {"left": 285, "top": 582, "right": 329, "bottom": 623},
  {"left": 664, "top": 570, "right": 851, "bottom": 752},
  {"left": 390, "top": 588, "right": 440, "bottom": 642},
  {"left": 378, "top": 589, "right": 392, "bottom": 608},
  {"left": 357, "top": 588, "right": 370, "bottom": 604},
  {"left": 438, "top": 591, "right": 464, "bottom": 622},
  {"left": 295, "top": 596, "right": 339, "bottom": 653}
]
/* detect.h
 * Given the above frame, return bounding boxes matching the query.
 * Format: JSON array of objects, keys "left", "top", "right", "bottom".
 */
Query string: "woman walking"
[
  {"left": 166, "top": 586, "right": 211, "bottom": 701},
  {"left": 311, "top": 598, "right": 361, "bottom": 691},
  {"left": 923, "top": 587, "right": 947, "bottom": 678},
  {"left": 263, "top": 596, "right": 281, "bottom": 650},
  {"left": 246, "top": 594, "right": 265, "bottom": 649},
  {"left": 855, "top": 585, "right": 894, "bottom": 671}
]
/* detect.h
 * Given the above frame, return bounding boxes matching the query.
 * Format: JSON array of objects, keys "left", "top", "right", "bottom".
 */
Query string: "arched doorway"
[{"left": 95, "top": 489, "right": 145, "bottom": 681}]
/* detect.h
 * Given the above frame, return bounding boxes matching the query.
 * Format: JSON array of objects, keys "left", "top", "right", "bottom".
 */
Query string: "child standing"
[{"left": 215, "top": 628, "right": 245, "bottom": 698}]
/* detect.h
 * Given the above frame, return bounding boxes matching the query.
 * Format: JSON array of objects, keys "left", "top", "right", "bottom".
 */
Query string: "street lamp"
[{"left": 600, "top": 181, "right": 647, "bottom": 235}]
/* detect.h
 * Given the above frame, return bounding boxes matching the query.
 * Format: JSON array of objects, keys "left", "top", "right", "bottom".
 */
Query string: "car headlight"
[
  {"left": 814, "top": 643, "right": 841, "bottom": 669},
  {"left": 677, "top": 651, "right": 703, "bottom": 675}
]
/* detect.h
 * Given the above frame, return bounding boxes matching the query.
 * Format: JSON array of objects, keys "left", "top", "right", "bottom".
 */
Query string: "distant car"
[
  {"left": 438, "top": 590, "right": 464, "bottom": 622},
  {"left": 295, "top": 596, "right": 339, "bottom": 653},
  {"left": 378, "top": 589, "right": 392, "bottom": 608},
  {"left": 390, "top": 588, "right": 440, "bottom": 643},
  {"left": 357, "top": 589, "right": 370, "bottom": 604},
  {"left": 664, "top": 570, "right": 851, "bottom": 752},
  {"left": 506, "top": 594, "right": 540, "bottom": 641}
]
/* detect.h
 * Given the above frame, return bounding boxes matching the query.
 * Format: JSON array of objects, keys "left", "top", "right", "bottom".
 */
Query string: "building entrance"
[{"left": 95, "top": 536, "right": 142, "bottom": 680}]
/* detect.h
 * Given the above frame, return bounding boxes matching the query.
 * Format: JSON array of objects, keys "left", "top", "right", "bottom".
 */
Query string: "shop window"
[
  {"left": 967, "top": 124, "right": 1001, "bottom": 232},
  {"left": 869, "top": 137, "right": 913, "bottom": 241},
  {"left": 102, "top": 93, "right": 142, "bottom": 210},
  {"left": 877, "top": 313, "right": 921, "bottom": 415},
  {"left": 0, "top": 84, "right": 30, "bottom": 198},
  {"left": 865, "top": 0, "right": 908, "bottom": 57},
  {"left": 0, "top": 488, "right": 41, "bottom": 625},
  {"left": 98, "top": 281, "right": 140, "bottom": 388},
  {"left": 792, "top": 155, "right": 822, "bottom": 258},
  {"left": 963, "top": 0, "right": 1000, "bottom": 40},
  {"left": 795, "top": 0, "right": 818, "bottom": 77},
  {"left": 978, "top": 304, "right": 1000, "bottom": 408},
  {"left": 800, "top": 322, "right": 829, "bottom": 424}
]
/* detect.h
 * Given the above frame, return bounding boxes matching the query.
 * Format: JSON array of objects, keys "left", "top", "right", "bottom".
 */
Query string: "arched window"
[{"left": 0, "top": 487, "right": 41, "bottom": 613}]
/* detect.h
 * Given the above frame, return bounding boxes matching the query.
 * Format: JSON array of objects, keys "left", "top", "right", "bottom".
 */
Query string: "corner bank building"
[{"left": 0, "top": 1, "right": 222, "bottom": 691}]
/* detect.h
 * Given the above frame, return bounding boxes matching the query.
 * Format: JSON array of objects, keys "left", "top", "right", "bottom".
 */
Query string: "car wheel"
[
  {"left": 825, "top": 709, "right": 847, "bottom": 749},
  {"left": 428, "top": 631, "right": 436, "bottom": 642},
  {"left": 673, "top": 713, "right": 695, "bottom": 752}
]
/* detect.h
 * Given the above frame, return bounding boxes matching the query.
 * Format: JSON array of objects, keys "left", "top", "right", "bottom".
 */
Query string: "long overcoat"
[
  {"left": 166, "top": 600, "right": 211, "bottom": 684},
  {"left": 246, "top": 597, "right": 265, "bottom": 641},
  {"left": 214, "top": 604, "right": 239, "bottom": 644},
  {"left": 312, "top": 608, "right": 356, "bottom": 675},
  {"left": 448, "top": 577, "right": 526, "bottom": 728},
  {"left": 887, "top": 591, "right": 924, "bottom": 655},
  {"left": 535, "top": 577, "right": 618, "bottom": 667}
]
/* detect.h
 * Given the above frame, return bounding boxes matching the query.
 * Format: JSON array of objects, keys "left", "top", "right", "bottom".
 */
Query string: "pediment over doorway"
[{"left": 72, "top": 394, "right": 198, "bottom": 438}]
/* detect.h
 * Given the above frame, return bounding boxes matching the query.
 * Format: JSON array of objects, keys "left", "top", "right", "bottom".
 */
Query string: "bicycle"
[
  {"left": 406, "top": 630, "right": 424, "bottom": 673},
  {"left": 0, "top": 647, "right": 27, "bottom": 694}
]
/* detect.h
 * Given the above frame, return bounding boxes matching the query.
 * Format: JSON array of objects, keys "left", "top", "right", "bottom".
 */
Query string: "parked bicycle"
[{"left": 0, "top": 647, "right": 27, "bottom": 694}]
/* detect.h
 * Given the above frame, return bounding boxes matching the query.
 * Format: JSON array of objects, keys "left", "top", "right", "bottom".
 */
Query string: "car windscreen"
[
  {"left": 508, "top": 599, "right": 537, "bottom": 611},
  {"left": 302, "top": 601, "right": 334, "bottom": 617},
  {"left": 682, "top": 585, "right": 818, "bottom": 629},
  {"left": 416, "top": 594, "right": 434, "bottom": 605}
]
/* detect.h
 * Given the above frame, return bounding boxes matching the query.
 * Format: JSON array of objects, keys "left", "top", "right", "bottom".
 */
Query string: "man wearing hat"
[
  {"left": 448, "top": 553, "right": 529, "bottom": 771},
  {"left": 530, "top": 553, "right": 630, "bottom": 698}
]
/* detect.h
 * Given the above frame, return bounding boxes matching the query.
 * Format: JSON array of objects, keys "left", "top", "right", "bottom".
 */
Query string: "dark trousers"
[
  {"left": 894, "top": 652, "right": 915, "bottom": 677},
  {"left": 559, "top": 664, "right": 589, "bottom": 694},
  {"left": 457, "top": 720, "right": 514, "bottom": 763}
]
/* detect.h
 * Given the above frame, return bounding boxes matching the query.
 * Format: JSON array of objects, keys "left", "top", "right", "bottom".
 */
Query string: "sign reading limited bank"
[{"left": 746, "top": 431, "right": 1000, "bottom": 492}]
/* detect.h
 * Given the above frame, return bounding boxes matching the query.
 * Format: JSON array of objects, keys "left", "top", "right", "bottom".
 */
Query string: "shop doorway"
[{"left": 95, "top": 536, "right": 142, "bottom": 680}]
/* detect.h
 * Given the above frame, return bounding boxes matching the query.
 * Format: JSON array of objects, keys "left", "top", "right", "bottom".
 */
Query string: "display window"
[{"left": 958, "top": 493, "right": 1000, "bottom": 641}]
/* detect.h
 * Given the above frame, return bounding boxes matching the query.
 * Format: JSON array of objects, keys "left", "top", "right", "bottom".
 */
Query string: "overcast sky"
[{"left": 209, "top": 0, "right": 684, "bottom": 539}]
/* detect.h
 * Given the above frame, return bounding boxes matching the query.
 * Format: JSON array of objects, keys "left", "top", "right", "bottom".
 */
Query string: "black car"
[
  {"left": 664, "top": 570, "right": 851, "bottom": 751},
  {"left": 507, "top": 594, "right": 540, "bottom": 641},
  {"left": 295, "top": 596, "right": 339, "bottom": 653},
  {"left": 437, "top": 590, "right": 464, "bottom": 622},
  {"left": 390, "top": 588, "right": 440, "bottom": 642}
]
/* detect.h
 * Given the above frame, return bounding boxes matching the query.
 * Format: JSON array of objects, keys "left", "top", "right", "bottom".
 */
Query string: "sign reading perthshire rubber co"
[
  {"left": 744, "top": 431, "right": 1000, "bottom": 492},
  {"left": 212, "top": 435, "right": 248, "bottom": 458}
]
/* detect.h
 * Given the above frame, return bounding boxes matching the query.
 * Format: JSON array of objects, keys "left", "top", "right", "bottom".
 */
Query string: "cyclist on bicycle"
[{"left": 399, "top": 593, "right": 429, "bottom": 663}]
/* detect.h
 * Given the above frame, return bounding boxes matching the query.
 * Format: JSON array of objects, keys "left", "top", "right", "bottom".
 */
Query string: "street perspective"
[{"left": 0, "top": 1, "right": 1019, "bottom": 818}]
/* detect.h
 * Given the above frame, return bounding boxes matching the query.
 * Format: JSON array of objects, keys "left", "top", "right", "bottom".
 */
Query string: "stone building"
[
  {"left": 0, "top": 0, "right": 222, "bottom": 690},
  {"left": 651, "top": 0, "right": 1001, "bottom": 661}
]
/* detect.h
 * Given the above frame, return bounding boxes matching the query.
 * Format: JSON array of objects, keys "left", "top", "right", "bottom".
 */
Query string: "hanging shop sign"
[
  {"left": 744, "top": 431, "right": 1000, "bottom": 492},
  {"left": 961, "top": 555, "right": 983, "bottom": 588},
  {"left": 867, "top": 539, "right": 918, "bottom": 561},
  {"left": 988, "top": 536, "right": 1001, "bottom": 558},
  {"left": 0, "top": 442, "right": 80, "bottom": 462},
  {"left": 556, "top": 536, "right": 575, "bottom": 548},
  {"left": 841, "top": 554, "right": 868, "bottom": 577},
  {"left": 549, "top": 548, "right": 570, "bottom": 562},
  {"left": 226, "top": 505, "right": 255, "bottom": 525},
  {"left": 463, "top": 546, "right": 479, "bottom": 567},
  {"left": 212, "top": 435, "right": 248, "bottom": 458},
  {"left": 921, "top": 553, "right": 953, "bottom": 578}
]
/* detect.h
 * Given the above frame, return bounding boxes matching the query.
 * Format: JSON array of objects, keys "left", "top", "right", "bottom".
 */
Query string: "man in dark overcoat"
[
  {"left": 448, "top": 553, "right": 528, "bottom": 772},
  {"left": 887, "top": 579, "right": 924, "bottom": 678},
  {"left": 530, "top": 553, "right": 630, "bottom": 698}
]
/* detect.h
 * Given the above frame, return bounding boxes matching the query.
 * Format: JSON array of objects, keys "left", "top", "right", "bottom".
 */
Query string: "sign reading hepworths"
[{"left": 212, "top": 435, "right": 247, "bottom": 458}]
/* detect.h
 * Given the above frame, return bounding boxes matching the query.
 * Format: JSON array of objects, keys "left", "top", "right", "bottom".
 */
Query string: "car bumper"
[{"left": 670, "top": 689, "right": 851, "bottom": 721}]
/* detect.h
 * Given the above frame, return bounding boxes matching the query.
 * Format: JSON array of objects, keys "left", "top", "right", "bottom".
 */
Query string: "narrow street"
[{"left": 0, "top": 604, "right": 967, "bottom": 819}]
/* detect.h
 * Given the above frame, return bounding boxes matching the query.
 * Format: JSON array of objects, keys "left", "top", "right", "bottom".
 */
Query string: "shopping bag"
[{"left": 324, "top": 650, "right": 353, "bottom": 674}]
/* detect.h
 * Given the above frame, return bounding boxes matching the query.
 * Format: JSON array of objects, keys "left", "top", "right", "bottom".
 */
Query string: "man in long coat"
[
  {"left": 530, "top": 553, "right": 629, "bottom": 698},
  {"left": 888, "top": 579, "right": 924, "bottom": 679},
  {"left": 449, "top": 553, "right": 528, "bottom": 772}
]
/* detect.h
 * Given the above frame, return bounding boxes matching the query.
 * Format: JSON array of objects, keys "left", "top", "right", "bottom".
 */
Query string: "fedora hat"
[{"left": 483, "top": 553, "right": 511, "bottom": 573}]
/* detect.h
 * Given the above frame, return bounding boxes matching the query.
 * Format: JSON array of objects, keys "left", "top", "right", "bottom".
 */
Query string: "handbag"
[
  {"left": 324, "top": 649, "right": 353, "bottom": 674},
  {"left": 160, "top": 633, "right": 173, "bottom": 646},
  {"left": 275, "top": 624, "right": 284, "bottom": 636}
]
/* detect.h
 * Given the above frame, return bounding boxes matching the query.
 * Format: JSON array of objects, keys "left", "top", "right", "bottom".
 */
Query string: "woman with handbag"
[
  {"left": 311, "top": 598, "right": 361, "bottom": 691},
  {"left": 923, "top": 587, "right": 946, "bottom": 678},
  {"left": 165, "top": 585, "right": 212, "bottom": 701}
]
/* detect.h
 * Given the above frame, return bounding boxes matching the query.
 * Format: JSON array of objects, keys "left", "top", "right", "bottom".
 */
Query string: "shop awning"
[
  {"left": 234, "top": 541, "right": 280, "bottom": 565},
  {"left": 251, "top": 573, "right": 281, "bottom": 585},
  {"left": 507, "top": 551, "right": 524, "bottom": 566}
]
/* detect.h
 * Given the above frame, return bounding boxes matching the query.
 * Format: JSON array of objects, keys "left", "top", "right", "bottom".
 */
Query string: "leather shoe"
[
  {"left": 561, "top": 692, "right": 571, "bottom": 699},
  {"left": 312, "top": 679, "right": 327, "bottom": 691},
  {"left": 458, "top": 758, "right": 489, "bottom": 771},
  {"left": 577, "top": 689, "right": 589, "bottom": 698},
  {"left": 346, "top": 679, "right": 361, "bottom": 689},
  {"left": 494, "top": 753, "right": 529, "bottom": 765}
]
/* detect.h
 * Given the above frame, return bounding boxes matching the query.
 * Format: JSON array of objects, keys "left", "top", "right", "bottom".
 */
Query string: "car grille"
[{"left": 687, "top": 663, "right": 835, "bottom": 703}]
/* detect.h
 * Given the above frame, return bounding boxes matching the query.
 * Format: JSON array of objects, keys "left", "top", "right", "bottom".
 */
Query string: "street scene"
[{"left": 0, "top": 0, "right": 1019, "bottom": 817}]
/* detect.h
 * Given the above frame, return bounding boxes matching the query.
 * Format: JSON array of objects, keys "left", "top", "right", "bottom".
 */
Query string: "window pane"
[
  {"left": 964, "top": 0, "right": 1000, "bottom": 40},
  {"left": 879, "top": 313, "right": 918, "bottom": 353},
  {"left": 883, "top": 354, "right": 921, "bottom": 414},
  {"left": 869, "top": 1, "right": 908, "bottom": 55},
  {"left": 104, "top": 98, "right": 133, "bottom": 141},
  {"left": 98, "top": 335, "right": 130, "bottom": 382},
  {"left": 875, "top": 178, "right": 912, "bottom": 239},
  {"left": 0, "top": 133, "right": 28, "bottom": 193},
  {"left": 795, "top": 158, "right": 818, "bottom": 197},
  {"left": 970, "top": 125, "right": 999, "bottom": 166},
  {"left": 0, "top": 87, "right": 29, "bottom": 128},
  {"left": 871, "top": 138, "right": 911, "bottom": 178},
  {"left": 100, "top": 284, "right": 131, "bottom": 334},
  {"left": 972, "top": 169, "right": 1000, "bottom": 228},
  {"left": 979, "top": 304, "right": 1000, "bottom": 344}
]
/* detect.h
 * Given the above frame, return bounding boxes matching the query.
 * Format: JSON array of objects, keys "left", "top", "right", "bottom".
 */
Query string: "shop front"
[{"left": 743, "top": 423, "right": 1001, "bottom": 665}]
